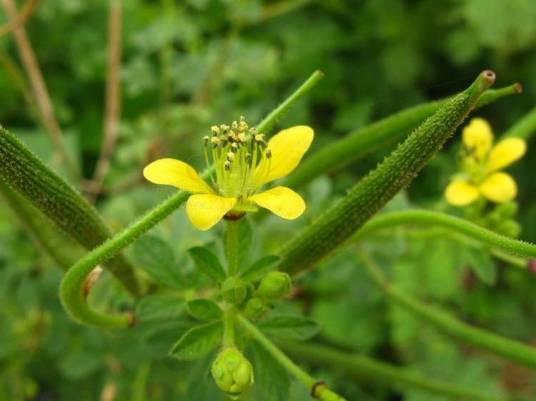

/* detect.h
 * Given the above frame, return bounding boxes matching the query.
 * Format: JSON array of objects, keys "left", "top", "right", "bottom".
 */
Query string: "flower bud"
[
  {"left": 211, "top": 347, "right": 254, "bottom": 397},
  {"left": 243, "top": 297, "right": 266, "bottom": 320},
  {"left": 221, "top": 277, "right": 248, "bottom": 305},
  {"left": 497, "top": 220, "right": 521, "bottom": 238},
  {"left": 257, "top": 271, "right": 291, "bottom": 299}
]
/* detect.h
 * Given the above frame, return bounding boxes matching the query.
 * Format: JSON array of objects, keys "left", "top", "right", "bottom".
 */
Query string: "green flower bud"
[
  {"left": 257, "top": 271, "right": 291, "bottom": 299},
  {"left": 211, "top": 347, "right": 254, "bottom": 398},
  {"left": 495, "top": 201, "right": 518, "bottom": 218},
  {"left": 243, "top": 297, "right": 266, "bottom": 320},
  {"left": 497, "top": 220, "right": 521, "bottom": 238},
  {"left": 221, "top": 277, "right": 248, "bottom": 305}
]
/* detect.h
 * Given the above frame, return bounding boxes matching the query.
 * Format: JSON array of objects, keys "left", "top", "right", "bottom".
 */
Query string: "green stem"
[
  {"left": 360, "top": 251, "right": 536, "bottom": 370},
  {"left": 59, "top": 71, "right": 323, "bottom": 329},
  {"left": 355, "top": 210, "right": 536, "bottom": 263},
  {"left": 502, "top": 104, "right": 536, "bottom": 140},
  {"left": 278, "top": 71, "right": 496, "bottom": 276},
  {"left": 281, "top": 341, "right": 506, "bottom": 401},
  {"left": 225, "top": 220, "right": 240, "bottom": 276},
  {"left": 237, "top": 315, "right": 347, "bottom": 401},
  {"left": 223, "top": 307, "right": 236, "bottom": 347},
  {"left": 256, "top": 70, "right": 324, "bottom": 134},
  {"left": 285, "top": 83, "right": 521, "bottom": 189}
]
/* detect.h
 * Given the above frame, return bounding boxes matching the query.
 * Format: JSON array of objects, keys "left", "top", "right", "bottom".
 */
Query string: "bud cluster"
[
  {"left": 220, "top": 271, "right": 292, "bottom": 321},
  {"left": 211, "top": 347, "right": 254, "bottom": 398},
  {"left": 203, "top": 116, "right": 272, "bottom": 199}
]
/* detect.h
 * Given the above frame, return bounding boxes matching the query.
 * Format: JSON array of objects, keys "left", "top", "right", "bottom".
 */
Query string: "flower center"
[
  {"left": 203, "top": 116, "right": 271, "bottom": 200},
  {"left": 461, "top": 145, "right": 490, "bottom": 184}
]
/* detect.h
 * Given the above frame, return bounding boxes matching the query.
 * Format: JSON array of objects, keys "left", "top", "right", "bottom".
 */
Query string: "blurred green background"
[{"left": 1, "top": 1, "right": 535, "bottom": 400}]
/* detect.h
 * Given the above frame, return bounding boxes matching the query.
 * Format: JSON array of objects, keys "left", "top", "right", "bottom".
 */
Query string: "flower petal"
[
  {"left": 487, "top": 138, "right": 526, "bottom": 172},
  {"left": 143, "top": 158, "right": 212, "bottom": 193},
  {"left": 462, "top": 118, "right": 493, "bottom": 159},
  {"left": 479, "top": 172, "right": 517, "bottom": 203},
  {"left": 254, "top": 126, "right": 314, "bottom": 185},
  {"left": 186, "top": 194, "right": 236, "bottom": 231},
  {"left": 445, "top": 180, "right": 480, "bottom": 206},
  {"left": 248, "top": 186, "right": 305, "bottom": 220}
]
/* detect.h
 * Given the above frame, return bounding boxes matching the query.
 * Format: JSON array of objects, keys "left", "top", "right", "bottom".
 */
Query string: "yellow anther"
[
  {"left": 211, "top": 125, "right": 220, "bottom": 135},
  {"left": 227, "top": 151, "right": 235, "bottom": 161},
  {"left": 237, "top": 133, "right": 247, "bottom": 142},
  {"left": 210, "top": 137, "right": 221, "bottom": 145},
  {"left": 255, "top": 134, "right": 265, "bottom": 142}
]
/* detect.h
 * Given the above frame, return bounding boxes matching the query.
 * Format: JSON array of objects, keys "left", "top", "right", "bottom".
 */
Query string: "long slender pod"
[
  {"left": 278, "top": 71, "right": 496, "bottom": 275},
  {"left": 0, "top": 126, "right": 140, "bottom": 295}
]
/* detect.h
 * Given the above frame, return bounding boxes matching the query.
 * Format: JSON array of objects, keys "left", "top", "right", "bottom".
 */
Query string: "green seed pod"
[
  {"left": 257, "top": 271, "right": 292, "bottom": 299},
  {"left": 221, "top": 277, "right": 248, "bottom": 305},
  {"left": 211, "top": 347, "right": 254, "bottom": 398},
  {"left": 243, "top": 297, "right": 267, "bottom": 320}
]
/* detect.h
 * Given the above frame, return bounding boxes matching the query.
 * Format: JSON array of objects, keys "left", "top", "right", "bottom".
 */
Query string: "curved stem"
[
  {"left": 281, "top": 341, "right": 506, "bottom": 401},
  {"left": 360, "top": 251, "right": 536, "bottom": 370},
  {"left": 355, "top": 209, "right": 536, "bottom": 263},
  {"left": 60, "top": 190, "right": 190, "bottom": 329},
  {"left": 237, "top": 315, "right": 347, "bottom": 401}
]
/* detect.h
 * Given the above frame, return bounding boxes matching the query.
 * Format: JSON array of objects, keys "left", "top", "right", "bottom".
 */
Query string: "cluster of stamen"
[{"left": 203, "top": 116, "right": 271, "bottom": 199}]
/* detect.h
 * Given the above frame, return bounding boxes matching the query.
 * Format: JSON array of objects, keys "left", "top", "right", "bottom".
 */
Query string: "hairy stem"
[
  {"left": 360, "top": 251, "right": 536, "bottom": 370},
  {"left": 355, "top": 209, "right": 536, "bottom": 262},
  {"left": 237, "top": 315, "right": 347, "bottom": 401},
  {"left": 281, "top": 341, "right": 506, "bottom": 401},
  {"left": 278, "top": 71, "right": 496, "bottom": 276},
  {"left": 225, "top": 220, "right": 240, "bottom": 276}
]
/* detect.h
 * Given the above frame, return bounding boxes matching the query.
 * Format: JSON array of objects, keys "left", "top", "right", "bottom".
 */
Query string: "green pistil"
[{"left": 204, "top": 116, "right": 271, "bottom": 199}]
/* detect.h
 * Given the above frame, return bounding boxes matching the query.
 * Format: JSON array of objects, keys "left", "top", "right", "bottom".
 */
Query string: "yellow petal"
[
  {"left": 186, "top": 194, "right": 236, "bottom": 231},
  {"left": 445, "top": 180, "right": 480, "bottom": 206},
  {"left": 487, "top": 138, "right": 526, "bottom": 172},
  {"left": 248, "top": 186, "right": 305, "bottom": 220},
  {"left": 479, "top": 172, "right": 517, "bottom": 203},
  {"left": 462, "top": 118, "right": 493, "bottom": 159},
  {"left": 254, "top": 126, "right": 314, "bottom": 186},
  {"left": 143, "top": 158, "right": 212, "bottom": 194}
]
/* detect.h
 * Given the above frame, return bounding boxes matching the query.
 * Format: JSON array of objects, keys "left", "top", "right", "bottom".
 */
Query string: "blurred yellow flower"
[
  {"left": 143, "top": 118, "right": 313, "bottom": 230},
  {"left": 445, "top": 118, "right": 526, "bottom": 206}
]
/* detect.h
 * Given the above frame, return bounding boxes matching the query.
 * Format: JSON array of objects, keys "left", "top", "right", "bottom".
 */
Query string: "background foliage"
[{"left": 1, "top": 0, "right": 535, "bottom": 400}]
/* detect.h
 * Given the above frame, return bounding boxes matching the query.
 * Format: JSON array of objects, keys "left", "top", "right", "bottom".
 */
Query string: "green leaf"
[
  {"left": 224, "top": 218, "right": 252, "bottom": 266},
  {"left": 249, "top": 341, "right": 290, "bottom": 401},
  {"left": 132, "top": 235, "right": 182, "bottom": 288},
  {"left": 187, "top": 299, "right": 223, "bottom": 321},
  {"left": 189, "top": 246, "right": 226, "bottom": 283},
  {"left": 241, "top": 255, "right": 280, "bottom": 281},
  {"left": 136, "top": 295, "right": 185, "bottom": 322},
  {"left": 170, "top": 321, "right": 223, "bottom": 361},
  {"left": 259, "top": 315, "right": 319, "bottom": 340},
  {"left": 466, "top": 247, "right": 497, "bottom": 285}
]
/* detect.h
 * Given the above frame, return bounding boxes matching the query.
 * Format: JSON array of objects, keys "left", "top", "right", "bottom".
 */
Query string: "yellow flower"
[
  {"left": 143, "top": 117, "right": 313, "bottom": 230},
  {"left": 445, "top": 118, "right": 526, "bottom": 206}
]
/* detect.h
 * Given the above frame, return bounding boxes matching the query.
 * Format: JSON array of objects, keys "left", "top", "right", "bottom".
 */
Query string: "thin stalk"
[
  {"left": 502, "top": 104, "right": 536, "bottom": 140},
  {"left": 1, "top": 0, "right": 78, "bottom": 176},
  {"left": 237, "top": 315, "right": 347, "bottom": 401},
  {"left": 360, "top": 251, "right": 536, "bottom": 370},
  {"left": 59, "top": 72, "right": 323, "bottom": 329},
  {"left": 354, "top": 210, "right": 536, "bottom": 262},
  {"left": 285, "top": 83, "right": 521, "bottom": 189},
  {"left": 88, "top": 0, "right": 123, "bottom": 201},
  {"left": 225, "top": 220, "right": 240, "bottom": 276},
  {"left": 256, "top": 70, "right": 324, "bottom": 134},
  {"left": 281, "top": 341, "right": 506, "bottom": 401},
  {"left": 223, "top": 307, "right": 236, "bottom": 347}
]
